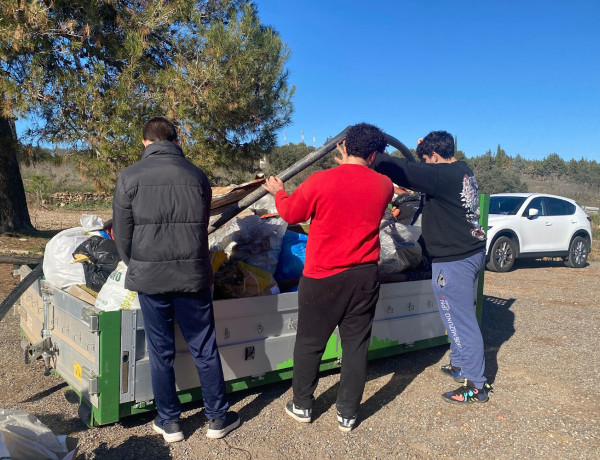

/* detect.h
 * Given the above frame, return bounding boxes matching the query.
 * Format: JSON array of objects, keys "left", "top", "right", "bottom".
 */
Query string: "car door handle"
[{"left": 545, "top": 223, "right": 552, "bottom": 226}]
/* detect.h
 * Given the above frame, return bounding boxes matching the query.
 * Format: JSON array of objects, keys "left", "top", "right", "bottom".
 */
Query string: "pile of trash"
[{"left": 41, "top": 189, "right": 430, "bottom": 310}]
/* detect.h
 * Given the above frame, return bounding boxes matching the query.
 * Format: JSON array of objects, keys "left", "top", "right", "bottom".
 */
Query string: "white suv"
[{"left": 486, "top": 193, "right": 592, "bottom": 272}]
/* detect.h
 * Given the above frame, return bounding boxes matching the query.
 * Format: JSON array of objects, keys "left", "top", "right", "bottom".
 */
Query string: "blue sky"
[{"left": 257, "top": 0, "right": 600, "bottom": 161}]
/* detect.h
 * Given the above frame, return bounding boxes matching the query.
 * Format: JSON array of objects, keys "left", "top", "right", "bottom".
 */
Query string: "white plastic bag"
[
  {"left": 0, "top": 408, "right": 71, "bottom": 460},
  {"left": 43, "top": 228, "right": 89, "bottom": 289},
  {"left": 79, "top": 214, "right": 104, "bottom": 231},
  {"left": 95, "top": 262, "right": 141, "bottom": 311}
]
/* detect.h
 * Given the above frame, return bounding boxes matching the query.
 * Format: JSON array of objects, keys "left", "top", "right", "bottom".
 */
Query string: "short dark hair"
[
  {"left": 416, "top": 130, "right": 454, "bottom": 160},
  {"left": 344, "top": 123, "right": 387, "bottom": 160},
  {"left": 142, "top": 117, "right": 178, "bottom": 142}
]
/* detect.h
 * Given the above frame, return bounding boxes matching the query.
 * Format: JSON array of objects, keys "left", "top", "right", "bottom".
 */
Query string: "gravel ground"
[
  {"left": 1, "top": 209, "right": 599, "bottom": 459},
  {"left": 1, "top": 261, "right": 599, "bottom": 459}
]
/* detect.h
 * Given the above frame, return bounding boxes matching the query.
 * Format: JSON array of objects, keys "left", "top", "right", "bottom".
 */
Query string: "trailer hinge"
[
  {"left": 88, "top": 376, "right": 99, "bottom": 395},
  {"left": 135, "top": 401, "right": 153, "bottom": 409}
]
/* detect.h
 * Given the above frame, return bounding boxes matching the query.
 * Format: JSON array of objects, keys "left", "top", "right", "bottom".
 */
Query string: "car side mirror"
[{"left": 527, "top": 208, "right": 539, "bottom": 219}]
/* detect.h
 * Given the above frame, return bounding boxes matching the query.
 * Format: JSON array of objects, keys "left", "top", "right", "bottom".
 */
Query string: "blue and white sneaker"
[
  {"left": 440, "top": 364, "right": 464, "bottom": 382},
  {"left": 442, "top": 380, "right": 493, "bottom": 404},
  {"left": 153, "top": 417, "right": 184, "bottom": 443},
  {"left": 206, "top": 411, "right": 240, "bottom": 439}
]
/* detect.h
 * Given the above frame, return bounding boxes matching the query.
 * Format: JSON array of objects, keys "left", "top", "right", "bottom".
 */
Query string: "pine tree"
[{"left": 0, "top": 0, "right": 293, "bottom": 231}]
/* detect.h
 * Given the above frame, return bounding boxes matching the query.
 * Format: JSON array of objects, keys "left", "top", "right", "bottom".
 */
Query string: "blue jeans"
[
  {"left": 431, "top": 251, "right": 486, "bottom": 388},
  {"left": 139, "top": 289, "right": 229, "bottom": 424}
]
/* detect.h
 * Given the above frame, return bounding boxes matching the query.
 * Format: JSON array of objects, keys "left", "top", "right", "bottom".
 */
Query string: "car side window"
[
  {"left": 524, "top": 197, "right": 547, "bottom": 216},
  {"left": 546, "top": 197, "right": 575, "bottom": 216}
]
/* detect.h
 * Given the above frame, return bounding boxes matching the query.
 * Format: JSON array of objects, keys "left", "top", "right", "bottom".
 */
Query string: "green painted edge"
[
  {"left": 277, "top": 332, "right": 343, "bottom": 370},
  {"left": 93, "top": 310, "right": 121, "bottom": 425},
  {"left": 116, "top": 334, "right": 450, "bottom": 420},
  {"left": 477, "top": 193, "right": 490, "bottom": 325},
  {"left": 369, "top": 335, "right": 400, "bottom": 351}
]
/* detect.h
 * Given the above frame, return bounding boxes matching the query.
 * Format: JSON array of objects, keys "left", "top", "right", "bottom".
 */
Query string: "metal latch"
[
  {"left": 245, "top": 346, "right": 255, "bottom": 360},
  {"left": 121, "top": 351, "right": 129, "bottom": 394},
  {"left": 89, "top": 376, "right": 99, "bottom": 395},
  {"left": 88, "top": 315, "right": 99, "bottom": 332}
]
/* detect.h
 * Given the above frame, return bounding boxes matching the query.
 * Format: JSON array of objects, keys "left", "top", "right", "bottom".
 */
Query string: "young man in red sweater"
[{"left": 262, "top": 123, "right": 393, "bottom": 432}]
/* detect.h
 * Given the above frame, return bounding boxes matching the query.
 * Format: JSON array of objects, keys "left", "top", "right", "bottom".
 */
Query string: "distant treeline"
[
  {"left": 455, "top": 146, "right": 600, "bottom": 196},
  {"left": 18, "top": 142, "right": 600, "bottom": 205}
]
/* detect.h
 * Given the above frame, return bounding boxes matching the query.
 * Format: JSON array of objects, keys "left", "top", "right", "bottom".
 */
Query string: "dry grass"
[
  {"left": 524, "top": 175, "right": 600, "bottom": 208},
  {"left": 21, "top": 160, "right": 93, "bottom": 194}
]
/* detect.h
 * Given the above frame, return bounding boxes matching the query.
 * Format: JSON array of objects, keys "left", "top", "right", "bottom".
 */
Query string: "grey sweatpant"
[{"left": 431, "top": 250, "right": 486, "bottom": 388}]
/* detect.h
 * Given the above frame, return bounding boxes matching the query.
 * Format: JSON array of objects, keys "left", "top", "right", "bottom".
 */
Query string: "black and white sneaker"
[
  {"left": 152, "top": 417, "right": 184, "bottom": 443},
  {"left": 285, "top": 401, "right": 312, "bottom": 423},
  {"left": 337, "top": 411, "right": 357, "bottom": 432},
  {"left": 206, "top": 411, "right": 240, "bottom": 439}
]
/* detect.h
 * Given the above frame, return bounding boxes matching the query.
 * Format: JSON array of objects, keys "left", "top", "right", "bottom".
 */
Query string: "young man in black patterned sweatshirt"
[{"left": 369, "top": 130, "right": 491, "bottom": 404}]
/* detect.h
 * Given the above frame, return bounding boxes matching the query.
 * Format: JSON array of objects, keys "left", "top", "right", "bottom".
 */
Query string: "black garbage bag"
[
  {"left": 72, "top": 236, "right": 121, "bottom": 292},
  {"left": 383, "top": 192, "right": 424, "bottom": 225}
]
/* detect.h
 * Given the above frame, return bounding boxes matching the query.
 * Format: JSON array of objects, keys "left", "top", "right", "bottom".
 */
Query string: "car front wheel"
[
  {"left": 564, "top": 236, "right": 589, "bottom": 268},
  {"left": 486, "top": 236, "right": 517, "bottom": 272}
]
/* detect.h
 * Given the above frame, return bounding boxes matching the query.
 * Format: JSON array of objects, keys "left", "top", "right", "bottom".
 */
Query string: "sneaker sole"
[
  {"left": 152, "top": 424, "right": 184, "bottom": 443},
  {"left": 440, "top": 368, "right": 465, "bottom": 383},
  {"left": 206, "top": 418, "right": 241, "bottom": 439},
  {"left": 337, "top": 414, "right": 356, "bottom": 432},
  {"left": 441, "top": 394, "right": 490, "bottom": 404},
  {"left": 285, "top": 406, "right": 311, "bottom": 423}
]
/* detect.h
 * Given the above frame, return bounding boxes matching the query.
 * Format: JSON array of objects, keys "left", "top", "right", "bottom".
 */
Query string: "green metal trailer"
[{"left": 15, "top": 195, "right": 489, "bottom": 427}]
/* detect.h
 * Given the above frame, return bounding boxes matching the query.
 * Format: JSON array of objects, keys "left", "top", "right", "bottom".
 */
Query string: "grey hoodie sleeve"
[{"left": 112, "top": 176, "right": 134, "bottom": 265}]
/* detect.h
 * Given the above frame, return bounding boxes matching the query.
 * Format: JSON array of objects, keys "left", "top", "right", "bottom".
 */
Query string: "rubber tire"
[
  {"left": 486, "top": 236, "right": 517, "bottom": 272},
  {"left": 564, "top": 236, "right": 589, "bottom": 268}
]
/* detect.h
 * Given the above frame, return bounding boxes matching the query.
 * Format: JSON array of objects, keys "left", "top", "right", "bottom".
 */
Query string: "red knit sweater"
[{"left": 275, "top": 164, "right": 393, "bottom": 279}]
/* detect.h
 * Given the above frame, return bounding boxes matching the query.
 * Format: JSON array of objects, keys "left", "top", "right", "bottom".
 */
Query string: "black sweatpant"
[{"left": 292, "top": 263, "right": 380, "bottom": 418}]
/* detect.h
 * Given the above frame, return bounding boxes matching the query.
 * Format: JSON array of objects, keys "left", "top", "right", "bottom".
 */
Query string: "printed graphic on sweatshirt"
[{"left": 461, "top": 174, "right": 486, "bottom": 240}]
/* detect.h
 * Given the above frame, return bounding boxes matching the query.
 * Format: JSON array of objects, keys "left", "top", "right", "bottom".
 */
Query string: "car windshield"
[{"left": 489, "top": 196, "right": 527, "bottom": 215}]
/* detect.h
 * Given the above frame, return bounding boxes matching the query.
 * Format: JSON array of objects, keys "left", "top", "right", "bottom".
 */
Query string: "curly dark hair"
[
  {"left": 416, "top": 130, "right": 454, "bottom": 160},
  {"left": 344, "top": 123, "right": 387, "bottom": 159},
  {"left": 143, "top": 117, "right": 178, "bottom": 142}
]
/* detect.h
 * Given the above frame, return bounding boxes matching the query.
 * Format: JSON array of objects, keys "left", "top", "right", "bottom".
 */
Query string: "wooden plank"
[
  {"left": 66, "top": 285, "right": 97, "bottom": 305},
  {"left": 211, "top": 178, "right": 266, "bottom": 210}
]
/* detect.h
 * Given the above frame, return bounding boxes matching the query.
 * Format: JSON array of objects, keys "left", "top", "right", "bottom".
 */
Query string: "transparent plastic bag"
[
  {"left": 249, "top": 194, "right": 278, "bottom": 216},
  {"left": 0, "top": 408, "right": 72, "bottom": 460},
  {"left": 378, "top": 222, "right": 422, "bottom": 275},
  {"left": 79, "top": 214, "right": 104, "bottom": 231},
  {"left": 209, "top": 215, "right": 288, "bottom": 274},
  {"left": 214, "top": 260, "right": 280, "bottom": 299}
]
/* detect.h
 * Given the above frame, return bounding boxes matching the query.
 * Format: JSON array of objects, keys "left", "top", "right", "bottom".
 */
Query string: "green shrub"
[{"left": 63, "top": 200, "right": 112, "bottom": 211}]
